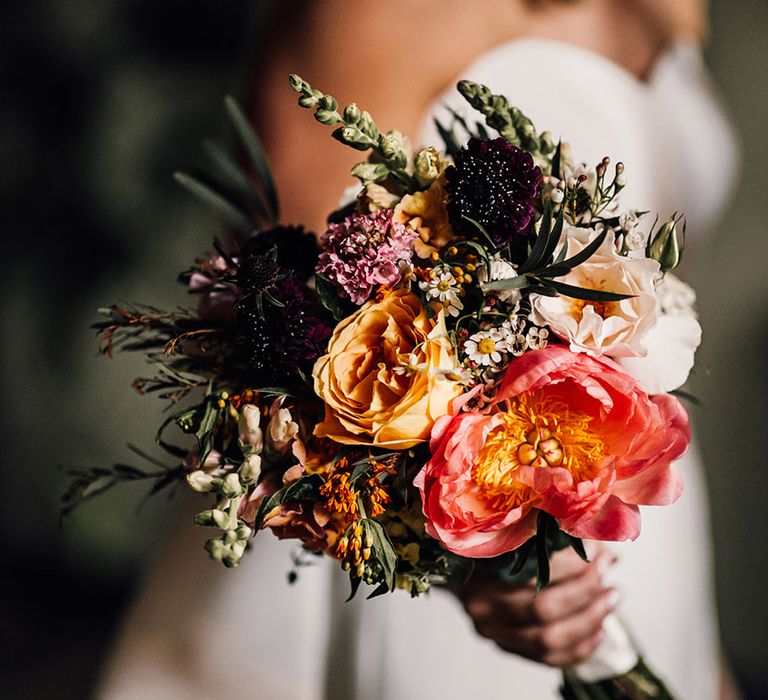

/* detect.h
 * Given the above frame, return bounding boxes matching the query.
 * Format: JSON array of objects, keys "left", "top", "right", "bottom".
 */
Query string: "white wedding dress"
[{"left": 98, "top": 39, "right": 737, "bottom": 700}]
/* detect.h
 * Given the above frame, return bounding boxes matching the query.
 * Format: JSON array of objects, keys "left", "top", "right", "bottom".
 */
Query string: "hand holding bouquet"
[{"left": 65, "top": 76, "right": 698, "bottom": 699}]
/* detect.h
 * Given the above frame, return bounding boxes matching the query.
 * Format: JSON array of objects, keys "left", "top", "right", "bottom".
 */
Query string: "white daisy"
[
  {"left": 430, "top": 366, "right": 473, "bottom": 384},
  {"left": 393, "top": 352, "right": 427, "bottom": 376},
  {"left": 464, "top": 328, "right": 509, "bottom": 367},
  {"left": 419, "top": 265, "right": 464, "bottom": 317}
]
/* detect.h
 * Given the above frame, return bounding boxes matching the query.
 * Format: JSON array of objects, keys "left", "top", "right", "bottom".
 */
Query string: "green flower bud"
[
  {"left": 288, "top": 74, "right": 305, "bottom": 92},
  {"left": 298, "top": 95, "right": 318, "bottom": 109},
  {"left": 221, "top": 473, "right": 243, "bottom": 498},
  {"left": 205, "top": 537, "right": 227, "bottom": 561},
  {"left": 344, "top": 103, "right": 361, "bottom": 124},
  {"left": 647, "top": 216, "right": 685, "bottom": 272},
  {"left": 319, "top": 95, "right": 338, "bottom": 112},
  {"left": 236, "top": 523, "right": 252, "bottom": 540},
  {"left": 539, "top": 131, "right": 555, "bottom": 156},
  {"left": 223, "top": 529, "right": 238, "bottom": 545},
  {"left": 350, "top": 162, "right": 389, "bottom": 184},
  {"left": 314, "top": 109, "right": 339, "bottom": 126},
  {"left": 222, "top": 552, "right": 241, "bottom": 568},
  {"left": 186, "top": 470, "right": 219, "bottom": 493},
  {"left": 239, "top": 452, "right": 262, "bottom": 485},
  {"left": 194, "top": 510, "right": 216, "bottom": 526}
]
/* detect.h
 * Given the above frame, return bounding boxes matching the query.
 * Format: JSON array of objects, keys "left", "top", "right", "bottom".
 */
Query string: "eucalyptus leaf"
[{"left": 366, "top": 581, "right": 391, "bottom": 599}]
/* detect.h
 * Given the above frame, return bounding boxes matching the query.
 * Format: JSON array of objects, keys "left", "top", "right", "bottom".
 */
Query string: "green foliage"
[
  {"left": 315, "top": 273, "right": 355, "bottom": 322},
  {"left": 457, "top": 80, "right": 556, "bottom": 159},
  {"left": 253, "top": 473, "right": 325, "bottom": 530},
  {"left": 289, "top": 74, "right": 418, "bottom": 192}
]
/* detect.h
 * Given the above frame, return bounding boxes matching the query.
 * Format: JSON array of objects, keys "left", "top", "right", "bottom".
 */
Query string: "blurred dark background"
[{"left": 1, "top": 1, "right": 766, "bottom": 698}]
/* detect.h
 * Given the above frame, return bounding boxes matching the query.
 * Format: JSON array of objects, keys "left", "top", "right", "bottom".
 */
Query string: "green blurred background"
[{"left": 1, "top": 1, "right": 766, "bottom": 698}]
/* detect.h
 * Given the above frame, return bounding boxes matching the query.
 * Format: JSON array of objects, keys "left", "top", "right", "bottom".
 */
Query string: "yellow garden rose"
[{"left": 313, "top": 289, "right": 462, "bottom": 448}]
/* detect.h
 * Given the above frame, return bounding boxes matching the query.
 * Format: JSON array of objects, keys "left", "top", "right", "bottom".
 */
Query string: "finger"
[
  {"left": 493, "top": 588, "right": 619, "bottom": 658},
  {"left": 526, "top": 561, "right": 607, "bottom": 624},
  {"left": 539, "top": 628, "right": 606, "bottom": 668},
  {"left": 530, "top": 588, "right": 619, "bottom": 654},
  {"left": 548, "top": 545, "right": 615, "bottom": 584}
]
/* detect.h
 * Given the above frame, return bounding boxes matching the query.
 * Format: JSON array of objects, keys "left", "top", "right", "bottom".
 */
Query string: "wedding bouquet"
[{"left": 65, "top": 76, "right": 699, "bottom": 699}]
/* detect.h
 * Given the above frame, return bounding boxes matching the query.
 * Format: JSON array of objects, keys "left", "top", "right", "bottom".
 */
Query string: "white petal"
[{"left": 617, "top": 314, "right": 702, "bottom": 393}]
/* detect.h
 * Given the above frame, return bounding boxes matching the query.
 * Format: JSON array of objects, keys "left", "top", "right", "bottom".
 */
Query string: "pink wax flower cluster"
[{"left": 316, "top": 210, "right": 416, "bottom": 305}]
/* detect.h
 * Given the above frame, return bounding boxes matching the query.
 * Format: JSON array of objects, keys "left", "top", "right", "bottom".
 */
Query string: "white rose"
[
  {"left": 267, "top": 407, "right": 299, "bottom": 454},
  {"left": 531, "top": 228, "right": 660, "bottom": 357},
  {"left": 238, "top": 404, "right": 263, "bottom": 451}
]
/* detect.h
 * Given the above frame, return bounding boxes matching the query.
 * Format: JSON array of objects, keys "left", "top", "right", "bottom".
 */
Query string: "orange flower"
[{"left": 313, "top": 288, "right": 463, "bottom": 448}]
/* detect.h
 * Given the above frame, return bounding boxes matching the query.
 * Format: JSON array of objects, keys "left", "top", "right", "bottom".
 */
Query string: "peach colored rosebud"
[{"left": 267, "top": 408, "right": 299, "bottom": 454}]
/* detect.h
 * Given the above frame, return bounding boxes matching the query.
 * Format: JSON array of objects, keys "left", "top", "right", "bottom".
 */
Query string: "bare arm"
[{"left": 246, "top": 0, "right": 501, "bottom": 232}]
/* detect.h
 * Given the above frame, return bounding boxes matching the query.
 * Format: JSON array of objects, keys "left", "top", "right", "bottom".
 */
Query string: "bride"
[{"left": 98, "top": 1, "right": 739, "bottom": 698}]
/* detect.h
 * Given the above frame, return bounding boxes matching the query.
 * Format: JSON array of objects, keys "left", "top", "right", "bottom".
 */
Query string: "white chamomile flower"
[
  {"left": 526, "top": 326, "right": 549, "bottom": 350},
  {"left": 394, "top": 352, "right": 427, "bottom": 376},
  {"left": 504, "top": 314, "right": 526, "bottom": 336},
  {"left": 620, "top": 209, "right": 642, "bottom": 232},
  {"left": 509, "top": 333, "right": 529, "bottom": 357},
  {"left": 419, "top": 265, "right": 464, "bottom": 317},
  {"left": 464, "top": 328, "right": 509, "bottom": 367},
  {"left": 430, "top": 366, "right": 473, "bottom": 384},
  {"left": 625, "top": 229, "right": 646, "bottom": 251}
]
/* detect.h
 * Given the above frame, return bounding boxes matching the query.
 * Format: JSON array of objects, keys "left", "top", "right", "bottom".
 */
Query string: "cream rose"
[
  {"left": 313, "top": 288, "right": 463, "bottom": 448},
  {"left": 531, "top": 227, "right": 660, "bottom": 357}
]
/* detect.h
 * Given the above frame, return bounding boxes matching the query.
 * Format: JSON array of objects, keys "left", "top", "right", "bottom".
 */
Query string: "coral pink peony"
[{"left": 414, "top": 346, "right": 689, "bottom": 557}]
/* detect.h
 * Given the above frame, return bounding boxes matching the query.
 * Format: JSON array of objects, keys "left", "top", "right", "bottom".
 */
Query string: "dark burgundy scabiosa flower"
[
  {"left": 237, "top": 277, "right": 331, "bottom": 385},
  {"left": 243, "top": 225, "right": 319, "bottom": 282},
  {"left": 445, "top": 137, "right": 541, "bottom": 255}
]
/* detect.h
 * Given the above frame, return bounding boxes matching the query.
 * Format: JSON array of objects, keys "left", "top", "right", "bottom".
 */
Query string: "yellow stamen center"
[
  {"left": 437, "top": 279, "right": 452, "bottom": 292},
  {"left": 471, "top": 392, "right": 605, "bottom": 511},
  {"left": 477, "top": 338, "right": 497, "bottom": 354},
  {"left": 572, "top": 298, "right": 618, "bottom": 322}
]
